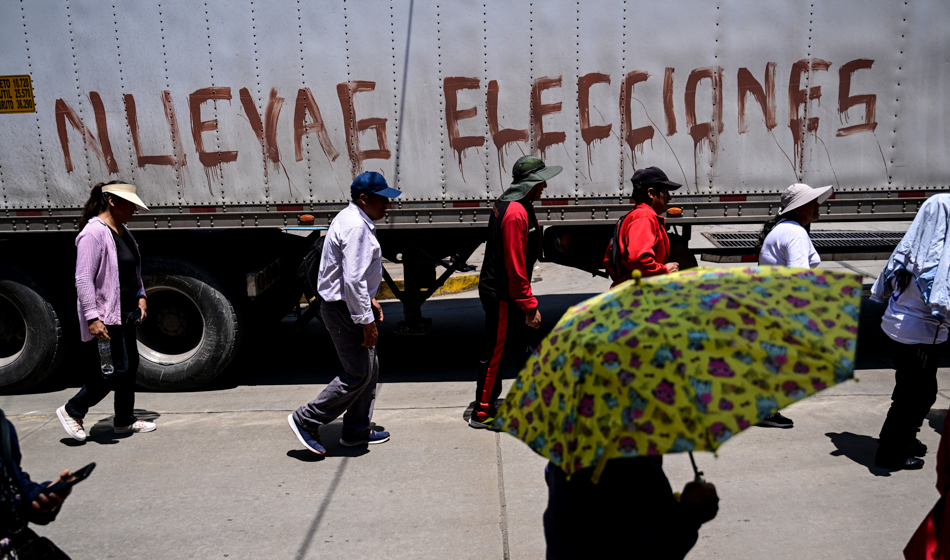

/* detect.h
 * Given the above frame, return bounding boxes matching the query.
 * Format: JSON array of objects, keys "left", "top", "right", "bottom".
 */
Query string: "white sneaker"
[
  {"left": 114, "top": 420, "right": 156, "bottom": 434},
  {"left": 56, "top": 406, "right": 86, "bottom": 441}
]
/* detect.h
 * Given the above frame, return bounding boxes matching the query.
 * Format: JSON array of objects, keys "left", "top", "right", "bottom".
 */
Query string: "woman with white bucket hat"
[
  {"left": 754, "top": 182, "right": 834, "bottom": 429},
  {"left": 757, "top": 183, "right": 834, "bottom": 269},
  {"left": 56, "top": 181, "right": 156, "bottom": 442}
]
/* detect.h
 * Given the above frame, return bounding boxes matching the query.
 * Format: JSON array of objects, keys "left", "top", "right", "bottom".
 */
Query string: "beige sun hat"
[
  {"left": 102, "top": 183, "right": 148, "bottom": 212},
  {"left": 779, "top": 183, "right": 833, "bottom": 215}
]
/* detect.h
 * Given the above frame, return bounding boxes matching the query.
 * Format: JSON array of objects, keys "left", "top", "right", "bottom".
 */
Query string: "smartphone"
[{"left": 44, "top": 462, "right": 96, "bottom": 497}]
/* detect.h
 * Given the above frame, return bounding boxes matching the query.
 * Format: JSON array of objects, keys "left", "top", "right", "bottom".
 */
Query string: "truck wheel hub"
[
  {"left": 0, "top": 295, "right": 26, "bottom": 363},
  {"left": 137, "top": 287, "right": 204, "bottom": 366},
  {"left": 157, "top": 309, "right": 187, "bottom": 337}
]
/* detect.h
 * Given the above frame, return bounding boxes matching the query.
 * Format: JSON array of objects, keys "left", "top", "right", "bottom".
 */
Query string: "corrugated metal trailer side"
[
  {"left": 1, "top": 0, "right": 948, "bottom": 391},
  {"left": 1, "top": 0, "right": 947, "bottom": 217}
]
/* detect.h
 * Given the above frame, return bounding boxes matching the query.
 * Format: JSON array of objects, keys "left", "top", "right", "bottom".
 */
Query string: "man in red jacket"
[
  {"left": 604, "top": 167, "right": 681, "bottom": 287},
  {"left": 470, "top": 155, "right": 561, "bottom": 429}
]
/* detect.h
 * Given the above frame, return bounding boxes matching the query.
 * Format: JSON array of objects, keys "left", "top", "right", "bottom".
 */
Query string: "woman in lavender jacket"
[{"left": 55, "top": 182, "right": 156, "bottom": 442}]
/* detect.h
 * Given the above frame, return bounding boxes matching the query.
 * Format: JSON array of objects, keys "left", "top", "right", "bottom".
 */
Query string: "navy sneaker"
[
  {"left": 287, "top": 414, "right": 326, "bottom": 455},
  {"left": 340, "top": 429, "right": 390, "bottom": 447}
]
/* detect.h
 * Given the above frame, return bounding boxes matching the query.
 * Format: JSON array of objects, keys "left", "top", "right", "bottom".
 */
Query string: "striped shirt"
[{"left": 75, "top": 217, "right": 145, "bottom": 341}]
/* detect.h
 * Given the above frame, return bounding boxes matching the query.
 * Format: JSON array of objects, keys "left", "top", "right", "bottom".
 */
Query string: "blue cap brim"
[{"left": 375, "top": 186, "right": 402, "bottom": 198}]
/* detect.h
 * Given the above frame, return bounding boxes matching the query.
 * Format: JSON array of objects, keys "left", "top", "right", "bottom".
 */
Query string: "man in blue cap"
[{"left": 288, "top": 171, "right": 401, "bottom": 455}]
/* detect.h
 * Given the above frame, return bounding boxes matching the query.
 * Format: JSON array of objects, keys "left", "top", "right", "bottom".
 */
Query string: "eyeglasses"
[{"left": 364, "top": 193, "right": 390, "bottom": 204}]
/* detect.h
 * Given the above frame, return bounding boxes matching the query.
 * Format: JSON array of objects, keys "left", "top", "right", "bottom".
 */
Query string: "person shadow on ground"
[
  {"left": 927, "top": 408, "right": 947, "bottom": 434},
  {"left": 826, "top": 408, "right": 948, "bottom": 477},
  {"left": 825, "top": 432, "right": 892, "bottom": 477}
]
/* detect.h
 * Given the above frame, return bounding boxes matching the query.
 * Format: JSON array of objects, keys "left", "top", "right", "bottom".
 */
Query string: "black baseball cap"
[{"left": 631, "top": 167, "right": 681, "bottom": 190}]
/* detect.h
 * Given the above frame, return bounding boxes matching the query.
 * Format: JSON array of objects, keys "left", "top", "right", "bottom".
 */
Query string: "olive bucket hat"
[{"left": 499, "top": 155, "right": 562, "bottom": 201}]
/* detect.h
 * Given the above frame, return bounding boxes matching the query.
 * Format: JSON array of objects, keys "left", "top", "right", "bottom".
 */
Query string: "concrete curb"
[{"left": 377, "top": 273, "right": 479, "bottom": 301}]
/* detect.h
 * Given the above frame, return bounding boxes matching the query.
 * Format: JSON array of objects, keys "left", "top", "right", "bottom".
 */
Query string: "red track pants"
[{"left": 473, "top": 296, "right": 532, "bottom": 422}]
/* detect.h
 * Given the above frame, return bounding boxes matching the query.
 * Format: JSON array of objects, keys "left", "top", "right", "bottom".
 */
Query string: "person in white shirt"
[
  {"left": 870, "top": 193, "right": 950, "bottom": 470},
  {"left": 755, "top": 182, "right": 834, "bottom": 429},
  {"left": 287, "top": 171, "right": 400, "bottom": 455},
  {"left": 757, "top": 183, "right": 832, "bottom": 268}
]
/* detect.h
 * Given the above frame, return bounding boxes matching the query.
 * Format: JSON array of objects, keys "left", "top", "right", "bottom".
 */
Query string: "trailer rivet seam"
[
  {"left": 20, "top": 2, "right": 49, "bottom": 209},
  {"left": 64, "top": 0, "right": 93, "bottom": 186},
  {"left": 250, "top": 0, "right": 269, "bottom": 204}
]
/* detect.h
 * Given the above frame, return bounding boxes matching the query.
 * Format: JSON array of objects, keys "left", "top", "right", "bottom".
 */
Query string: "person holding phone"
[
  {"left": 1, "top": 409, "right": 75, "bottom": 558},
  {"left": 56, "top": 181, "right": 156, "bottom": 442}
]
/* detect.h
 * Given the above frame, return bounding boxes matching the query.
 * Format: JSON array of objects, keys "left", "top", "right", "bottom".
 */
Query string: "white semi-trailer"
[{"left": 1, "top": 0, "right": 946, "bottom": 391}]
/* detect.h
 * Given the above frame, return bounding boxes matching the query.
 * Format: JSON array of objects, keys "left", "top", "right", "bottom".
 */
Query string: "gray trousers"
[{"left": 293, "top": 300, "right": 379, "bottom": 437}]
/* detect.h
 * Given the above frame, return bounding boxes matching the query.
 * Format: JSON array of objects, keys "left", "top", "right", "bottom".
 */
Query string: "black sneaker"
[
  {"left": 468, "top": 416, "right": 496, "bottom": 429},
  {"left": 758, "top": 413, "right": 794, "bottom": 429},
  {"left": 875, "top": 446, "right": 925, "bottom": 470},
  {"left": 910, "top": 438, "right": 927, "bottom": 458}
]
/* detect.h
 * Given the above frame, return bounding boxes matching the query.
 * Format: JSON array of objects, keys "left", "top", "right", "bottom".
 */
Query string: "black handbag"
[{"left": 0, "top": 411, "right": 71, "bottom": 560}]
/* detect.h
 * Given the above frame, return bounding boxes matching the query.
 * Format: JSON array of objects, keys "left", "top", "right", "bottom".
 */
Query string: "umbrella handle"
[
  {"left": 591, "top": 439, "right": 617, "bottom": 485},
  {"left": 688, "top": 451, "right": 705, "bottom": 483}
]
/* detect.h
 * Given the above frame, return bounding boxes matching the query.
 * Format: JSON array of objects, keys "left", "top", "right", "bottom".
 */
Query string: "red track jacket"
[
  {"left": 478, "top": 200, "right": 540, "bottom": 313},
  {"left": 603, "top": 202, "right": 671, "bottom": 287}
]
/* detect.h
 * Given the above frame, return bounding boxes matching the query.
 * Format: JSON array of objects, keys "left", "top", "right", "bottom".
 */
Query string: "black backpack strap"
[
  {"left": 607, "top": 209, "right": 635, "bottom": 281},
  {"left": 296, "top": 234, "right": 326, "bottom": 297},
  {"left": 1, "top": 410, "right": 14, "bottom": 479}
]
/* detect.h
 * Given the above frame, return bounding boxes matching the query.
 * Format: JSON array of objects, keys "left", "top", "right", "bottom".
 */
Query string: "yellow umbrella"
[{"left": 493, "top": 266, "right": 862, "bottom": 480}]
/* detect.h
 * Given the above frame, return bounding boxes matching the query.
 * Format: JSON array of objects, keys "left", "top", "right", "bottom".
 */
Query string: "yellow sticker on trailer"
[{"left": 0, "top": 75, "right": 35, "bottom": 114}]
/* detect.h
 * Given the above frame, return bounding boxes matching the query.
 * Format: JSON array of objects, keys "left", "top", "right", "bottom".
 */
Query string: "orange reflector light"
[
  {"left": 299, "top": 214, "right": 315, "bottom": 223},
  {"left": 667, "top": 207, "right": 683, "bottom": 216}
]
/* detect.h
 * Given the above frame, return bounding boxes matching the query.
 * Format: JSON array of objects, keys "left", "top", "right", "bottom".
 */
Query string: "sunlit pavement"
[{"left": 4, "top": 240, "right": 947, "bottom": 560}]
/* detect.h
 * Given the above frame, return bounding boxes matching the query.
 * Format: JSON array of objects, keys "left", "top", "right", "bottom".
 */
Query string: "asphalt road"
[{"left": 3, "top": 256, "right": 949, "bottom": 559}]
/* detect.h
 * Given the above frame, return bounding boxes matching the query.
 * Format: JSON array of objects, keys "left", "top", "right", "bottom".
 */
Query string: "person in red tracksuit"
[
  {"left": 470, "top": 155, "right": 562, "bottom": 429},
  {"left": 604, "top": 166, "right": 682, "bottom": 287}
]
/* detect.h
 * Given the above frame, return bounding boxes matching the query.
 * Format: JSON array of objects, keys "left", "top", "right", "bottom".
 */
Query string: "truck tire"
[
  {"left": 0, "top": 277, "right": 62, "bottom": 392},
  {"left": 137, "top": 261, "right": 240, "bottom": 390}
]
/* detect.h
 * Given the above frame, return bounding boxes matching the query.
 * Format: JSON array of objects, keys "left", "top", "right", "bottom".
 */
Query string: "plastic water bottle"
[{"left": 98, "top": 338, "right": 114, "bottom": 376}]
